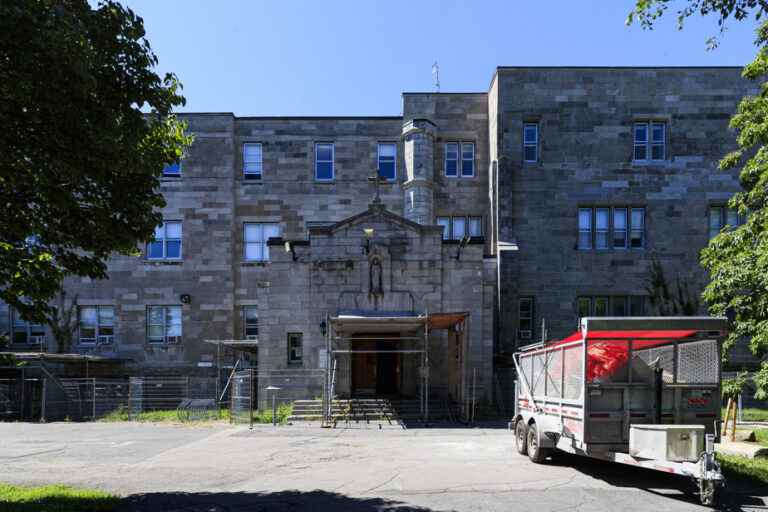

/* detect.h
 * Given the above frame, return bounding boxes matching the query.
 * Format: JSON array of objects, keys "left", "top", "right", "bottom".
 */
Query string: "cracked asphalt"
[{"left": 0, "top": 422, "right": 766, "bottom": 511}]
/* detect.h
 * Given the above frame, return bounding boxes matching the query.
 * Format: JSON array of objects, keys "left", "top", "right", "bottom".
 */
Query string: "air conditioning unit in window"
[
  {"left": 517, "top": 330, "right": 532, "bottom": 340},
  {"left": 28, "top": 335, "right": 45, "bottom": 345},
  {"left": 166, "top": 336, "right": 182, "bottom": 344},
  {"left": 97, "top": 335, "right": 114, "bottom": 345},
  {"left": 245, "top": 335, "right": 258, "bottom": 341}
]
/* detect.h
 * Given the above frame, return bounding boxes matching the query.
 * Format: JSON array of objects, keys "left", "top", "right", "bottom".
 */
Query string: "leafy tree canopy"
[{"left": 0, "top": 0, "right": 192, "bottom": 323}]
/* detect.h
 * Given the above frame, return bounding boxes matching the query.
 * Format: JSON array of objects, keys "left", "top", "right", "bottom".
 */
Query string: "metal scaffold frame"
[{"left": 323, "top": 312, "right": 431, "bottom": 425}]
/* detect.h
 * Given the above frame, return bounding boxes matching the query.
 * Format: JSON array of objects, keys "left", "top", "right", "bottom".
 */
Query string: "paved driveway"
[{"left": 0, "top": 422, "right": 765, "bottom": 511}]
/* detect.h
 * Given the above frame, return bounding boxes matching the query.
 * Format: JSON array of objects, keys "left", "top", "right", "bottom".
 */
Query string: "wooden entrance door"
[{"left": 352, "top": 341, "right": 377, "bottom": 395}]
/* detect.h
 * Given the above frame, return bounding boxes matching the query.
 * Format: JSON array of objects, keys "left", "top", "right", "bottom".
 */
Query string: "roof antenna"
[{"left": 432, "top": 61, "right": 440, "bottom": 92}]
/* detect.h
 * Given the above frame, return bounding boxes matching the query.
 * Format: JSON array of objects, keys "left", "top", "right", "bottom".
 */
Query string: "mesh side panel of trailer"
[
  {"left": 677, "top": 339, "right": 719, "bottom": 384},
  {"left": 533, "top": 354, "right": 546, "bottom": 397},
  {"left": 633, "top": 344, "right": 674, "bottom": 383},
  {"left": 563, "top": 346, "right": 582, "bottom": 400},
  {"left": 546, "top": 349, "right": 562, "bottom": 398}
]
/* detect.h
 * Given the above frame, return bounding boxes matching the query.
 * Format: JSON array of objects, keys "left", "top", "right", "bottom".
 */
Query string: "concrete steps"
[{"left": 287, "top": 398, "right": 453, "bottom": 423}]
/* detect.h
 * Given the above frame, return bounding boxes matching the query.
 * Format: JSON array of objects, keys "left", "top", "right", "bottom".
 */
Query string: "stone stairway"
[{"left": 288, "top": 398, "right": 454, "bottom": 424}]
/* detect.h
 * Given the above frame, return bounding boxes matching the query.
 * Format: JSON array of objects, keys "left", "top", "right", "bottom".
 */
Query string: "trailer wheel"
[
  {"left": 526, "top": 423, "right": 550, "bottom": 463},
  {"left": 515, "top": 420, "right": 528, "bottom": 455},
  {"left": 699, "top": 479, "right": 718, "bottom": 506}
]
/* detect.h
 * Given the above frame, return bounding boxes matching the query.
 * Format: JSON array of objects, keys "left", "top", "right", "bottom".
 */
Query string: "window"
[
  {"left": 445, "top": 143, "right": 459, "bottom": 177},
  {"left": 523, "top": 123, "right": 538, "bottom": 163},
  {"left": 162, "top": 161, "right": 182, "bottom": 178},
  {"left": 78, "top": 306, "right": 114, "bottom": 345},
  {"left": 577, "top": 296, "right": 646, "bottom": 318},
  {"left": 10, "top": 308, "right": 45, "bottom": 345},
  {"left": 437, "top": 216, "right": 483, "bottom": 240},
  {"left": 244, "top": 223, "right": 281, "bottom": 261},
  {"left": 613, "top": 208, "right": 628, "bottom": 249},
  {"left": 315, "top": 143, "right": 334, "bottom": 181},
  {"left": 147, "top": 221, "right": 182, "bottom": 260},
  {"left": 461, "top": 143, "right": 475, "bottom": 177},
  {"left": 287, "top": 332, "right": 303, "bottom": 364},
  {"left": 577, "top": 207, "right": 645, "bottom": 250},
  {"left": 147, "top": 306, "right": 182, "bottom": 344},
  {"left": 243, "top": 306, "right": 258, "bottom": 339},
  {"left": 578, "top": 208, "right": 592, "bottom": 250},
  {"left": 709, "top": 206, "right": 745, "bottom": 239},
  {"left": 595, "top": 208, "right": 609, "bottom": 250},
  {"left": 377, "top": 143, "right": 396, "bottom": 181},
  {"left": 518, "top": 297, "right": 534, "bottom": 340},
  {"left": 436, "top": 217, "right": 450, "bottom": 240},
  {"left": 243, "top": 143, "right": 263, "bottom": 180},
  {"left": 634, "top": 121, "right": 666, "bottom": 161}
]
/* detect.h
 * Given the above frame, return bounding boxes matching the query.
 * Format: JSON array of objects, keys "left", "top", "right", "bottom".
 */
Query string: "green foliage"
[
  {"left": 99, "top": 406, "right": 229, "bottom": 423},
  {"left": 717, "top": 453, "right": 768, "bottom": 484},
  {"left": 753, "top": 428, "right": 768, "bottom": 446},
  {"left": 254, "top": 403, "right": 293, "bottom": 424},
  {"left": 723, "top": 371, "right": 750, "bottom": 399},
  {"left": 755, "top": 361, "right": 768, "bottom": 399},
  {"left": 0, "top": 0, "right": 192, "bottom": 324},
  {"left": 0, "top": 482, "right": 119, "bottom": 512},
  {"left": 645, "top": 258, "right": 700, "bottom": 315},
  {"left": 628, "top": 0, "right": 768, "bottom": 48}
]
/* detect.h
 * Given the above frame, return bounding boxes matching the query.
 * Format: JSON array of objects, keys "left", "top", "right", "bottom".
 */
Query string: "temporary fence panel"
[
  {"left": 42, "top": 378, "right": 129, "bottom": 422},
  {"left": 128, "top": 376, "right": 217, "bottom": 418},
  {"left": 230, "top": 370, "right": 254, "bottom": 426}
]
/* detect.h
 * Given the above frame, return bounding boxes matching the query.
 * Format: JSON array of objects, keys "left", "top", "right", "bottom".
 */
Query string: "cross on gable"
[{"left": 367, "top": 170, "right": 390, "bottom": 204}]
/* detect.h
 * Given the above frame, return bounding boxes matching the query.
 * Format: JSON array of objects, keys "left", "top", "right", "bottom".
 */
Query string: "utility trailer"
[{"left": 512, "top": 317, "right": 727, "bottom": 505}]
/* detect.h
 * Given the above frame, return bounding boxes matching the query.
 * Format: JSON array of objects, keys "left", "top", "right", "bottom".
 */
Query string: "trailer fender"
[{"left": 528, "top": 418, "right": 556, "bottom": 449}]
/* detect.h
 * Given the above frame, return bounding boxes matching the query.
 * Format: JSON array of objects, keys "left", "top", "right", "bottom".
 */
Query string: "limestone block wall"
[{"left": 494, "top": 67, "right": 757, "bottom": 353}]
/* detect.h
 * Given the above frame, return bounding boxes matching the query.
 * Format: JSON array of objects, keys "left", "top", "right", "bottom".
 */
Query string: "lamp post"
[{"left": 265, "top": 385, "right": 281, "bottom": 427}]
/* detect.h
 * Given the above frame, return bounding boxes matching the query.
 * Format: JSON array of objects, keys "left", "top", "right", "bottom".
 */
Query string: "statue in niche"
[{"left": 369, "top": 253, "right": 383, "bottom": 296}]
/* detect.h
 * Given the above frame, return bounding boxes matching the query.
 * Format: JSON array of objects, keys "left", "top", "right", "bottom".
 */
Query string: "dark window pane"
[
  {"left": 612, "top": 297, "right": 628, "bottom": 316},
  {"left": 634, "top": 124, "right": 648, "bottom": 143},
  {"left": 524, "top": 145, "right": 537, "bottom": 162},
  {"left": 379, "top": 161, "right": 395, "bottom": 180},
  {"left": 524, "top": 125, "right": 537, "bottom": 143},
  {"left": 148, "top": 241, "right": 163, "bottom": 259},
  {"left": 316, "top": 144, "right": 333, "bottom": 161},
  {"left": 594, "top": 297, "right": 609, "bottom": 316},
  {"left": 461, "top": 158, "right": 474, "bottom": 177},
  {"left": 629, "top": 296, "right": 645, "bottom": 316},
  {"left": 634, "top": 144, "right": 647, "bottom": 160},
  {"left": 316, "top": 161, "right": 333, "bottom": 180},
  {"left": 165, "top": 241, "right": 181, "bottom": 259},
  {"left": 652, "top": 123, "right": 665, "bottom": 143},
  {"left": 651, "top": 144, "right": 664, "bottom": 160},
  {"left": 577, "top": 298, "right": 591, "bottom": 318},
  {"left": 445, "top": 159, "right": 458, "bottom": 177}
]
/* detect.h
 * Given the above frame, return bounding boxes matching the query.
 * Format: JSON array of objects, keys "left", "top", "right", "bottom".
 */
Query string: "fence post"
[
  {"left": 249, "top": 369, "right": 254, "bottom": 430},
  {"left": 41, "top": 378, "right": 47, "bottom": 423},
  {"left": 186, "top": 376, "right": 191, "bottom": 401},
  {"left": 738, "top": 392, "right": 743, "bottom": 423},
  {"left": 92, "top": 378, "right": 97, "bottom": 420},
  {"left": 127, "top": 378, "right": 132, "bottom": 421}
]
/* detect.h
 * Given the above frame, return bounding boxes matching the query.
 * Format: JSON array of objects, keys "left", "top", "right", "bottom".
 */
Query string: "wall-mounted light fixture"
[
  {"left": 455, "top": 235, "right": 470, "bottom": 260},
  {"left": 284, "top": 241, "right": 298, "bottom": 261},
  {"left": 362, "top": 228, "right": 374, "bottom": 255}
]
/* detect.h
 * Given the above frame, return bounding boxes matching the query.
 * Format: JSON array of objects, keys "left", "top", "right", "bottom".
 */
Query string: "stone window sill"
[
  {"left": 145, "top": 260, "right": 183, "bottom": 266},
  {"left": 241, "top": 261, "right": 270, "bottom": 267}
]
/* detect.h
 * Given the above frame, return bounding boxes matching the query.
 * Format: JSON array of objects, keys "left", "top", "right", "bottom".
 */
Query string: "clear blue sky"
[{"left": 121, "top": 0, "right": 760, "bottom": 116}]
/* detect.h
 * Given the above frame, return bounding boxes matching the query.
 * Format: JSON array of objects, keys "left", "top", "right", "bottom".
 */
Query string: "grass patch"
[
  {"left": 752, "top": 428, "right": 768, "bottom": 447},
  {"left": 723, "top": 407, "right": 768, "bottom": 423},
  {"left": 718, "top": 453, "right": 768, "bottom": 485},
  {"left": 252, "top": 403, "right": 293, "bottom": 424},
  {"left": 0, "top": 483, "right": 119, "bottom": 512},
  {"left": 99, "top": 406, "right": 228, "bottom": 423}
]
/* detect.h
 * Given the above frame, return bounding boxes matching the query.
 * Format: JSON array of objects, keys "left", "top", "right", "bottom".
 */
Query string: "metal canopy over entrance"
[{"left": 323, "top": 311, "right": 471, "bottom": 424}]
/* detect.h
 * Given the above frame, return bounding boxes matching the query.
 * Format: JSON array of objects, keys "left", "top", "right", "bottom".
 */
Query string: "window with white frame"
[
  {"left": 147, "top": 305, "right": 182, "bottom": 344},
  {"left": 287, "top": 332, "right": 303, "bottom": 364},
  {"left": 147, "top": 221, "right": 182, "bottom": 260},
  {"left": 244, "top": 223, "right": 281, "bottom": 262},
  {"left": 78, "top": 306, "right": 114, "bottom": 345},
  {"left": 577, "top": 296, "right": 646, "bottom": 318},
  {"left": 634, "top": 121, "right": 666, "bottom": 161},
  {"left": 10, "top": 308, "right": 46, "bottom": 345},
  {"left": 243, "top": 143, "right": 263, "bottom": 180},
  {"left": 578, "top": 207, "right": 645, "bottom": 250},
  {"left": 445, "top": 142, "right": 475, "bottom": 178},
  {"left": 518, "top": 297, "right": 534, "bottom": 340},
  {"left": 377, "top": 143, "right": 396, "bottom": 181},
  {"left": 461, "top": 143, "right": 475, "bottom": 177},
  {"left": 436, "top": 216, "right": 483, "bottom": 240},
  {"left": 709, "top": 206, "right": 745, "bottom": 239},
  {"left": 523, "top": 123, "right": 538, "bottom": 163},
  {"left": 315, "top": 143, "right": 334, "bottom": 181},
  {"left": 243, "top": 306, "right": 258, "bottom": 339}
]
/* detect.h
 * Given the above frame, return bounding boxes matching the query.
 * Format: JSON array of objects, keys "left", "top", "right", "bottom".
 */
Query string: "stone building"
[{"left": 0, "top": 66, "right": 757, "bottom": 405}]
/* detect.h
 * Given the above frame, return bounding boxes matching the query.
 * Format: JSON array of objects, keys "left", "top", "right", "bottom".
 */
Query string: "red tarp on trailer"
[{"left": 550, "top": 330, "right": 698, "bottom": 382}]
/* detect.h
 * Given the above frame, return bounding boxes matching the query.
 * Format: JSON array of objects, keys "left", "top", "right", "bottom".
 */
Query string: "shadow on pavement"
[
  {"left": 550, "top": 453, "right": 768, "bottom": 511},
  {"left": 117, "top": 490, "right": 454, "bottom": 512}
]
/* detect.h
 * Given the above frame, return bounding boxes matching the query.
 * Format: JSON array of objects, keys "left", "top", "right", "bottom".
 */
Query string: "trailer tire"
[
  {"left": 526, "top": 423, "right": 550, "bottom": 463},
  {"left": 515, "top": 420, "right": 528, "bottom": 455}
]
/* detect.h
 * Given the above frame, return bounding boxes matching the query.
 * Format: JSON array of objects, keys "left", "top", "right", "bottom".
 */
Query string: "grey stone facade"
[{"left": 2, "top": 66, "right": 758, "bottom": 402}]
